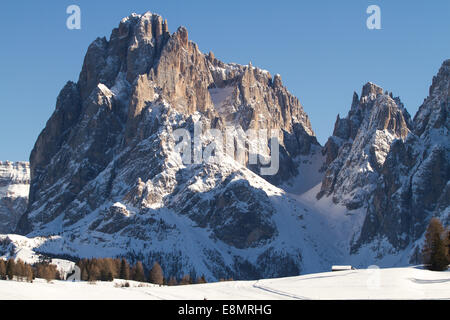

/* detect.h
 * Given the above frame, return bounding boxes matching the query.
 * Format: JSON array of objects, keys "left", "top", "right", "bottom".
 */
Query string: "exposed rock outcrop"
[
  {"left": 10, "top": 11, "right": 448, "bottom": 278},
  {"left": 17, "top": 12, "right": 322, "bottom": 280},
  {"left": 318, "top": 82, "right": 412, "bottom": 209},
  {"left": 316, "top": 61, "right": 449, "bottom": 260},
  {"left": 0, "top": 161, "right": 29, "bottom": 233},
  {"left": 353, "top": 60, "right": 449, "bottom": 256}
]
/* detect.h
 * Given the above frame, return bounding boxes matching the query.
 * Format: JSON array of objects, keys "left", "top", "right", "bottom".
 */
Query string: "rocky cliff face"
[
  {"left": 354, "top": 60, "right": 449, "bottom": 258},
  {"left": 0, "top": 161, "right": 29, "bottom": 233},
  {"left": 318, "top": 82, "right": 412, "bottom": 209},
  {"left": 17, "top": 12, "right": 324, "bottom": 280},
  {"left": 11, "top": 12, "right": 448, "bottom": 278},
  {"left": 316, "top": 61, "right": 449, "bottom": 260}
]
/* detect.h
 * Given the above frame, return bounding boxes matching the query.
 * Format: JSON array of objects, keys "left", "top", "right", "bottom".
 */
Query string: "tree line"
[
  {"left": 76, "top": 257, "right": 210, "bottom": 285},
  {"left": 0, "top": 257, "right": 211, "bottom": 285},
  {"left": 0, "top": 259, "right": 60, "bottom": 282}
]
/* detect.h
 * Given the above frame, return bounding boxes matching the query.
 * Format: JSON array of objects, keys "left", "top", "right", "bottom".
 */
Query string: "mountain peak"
[
  {"left": 361, "top": 82, "right": 384, "bottom": 98},
  {"left": 18, "top": 12, "right": 321, "bottom": 279},
  {"left": 3, "top": 12, "right": 448, "bottom": 281},
  {"left": 319, "top": 81, "right": 411, "bottom": 206},
  {"left": 413, "top": 59, "right": 449, "bottom": 137}
]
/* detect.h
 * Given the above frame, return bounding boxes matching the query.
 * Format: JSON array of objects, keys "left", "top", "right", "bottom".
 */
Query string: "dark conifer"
[
  {"left": 422, "top": 218, "right": 449, "bottom": 271},
  {"left": 119, "top": 258, "right": 130, "bottom": 280},
  {"left": 196, "top": 275, "right": 207, "bottom": 284}
]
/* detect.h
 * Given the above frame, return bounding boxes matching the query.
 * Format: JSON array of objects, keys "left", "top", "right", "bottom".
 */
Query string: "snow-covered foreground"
[{"left": 0, "top": 267, "right": 448, "bottom": 300}]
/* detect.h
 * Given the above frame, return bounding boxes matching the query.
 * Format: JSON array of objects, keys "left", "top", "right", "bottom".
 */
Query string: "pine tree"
[
  {"left": 113, "top": 258, "right": 121, "bottom": 278},
  {"left": 149, "top": 262, "right": 164, "bottom": 285},
  {"left": 104, "top": 258, "right": 118, "bottom": 280},
  {"left": 119, "top": 258, "right": 130, "bottom": 280},
  {"left": 15, "top": 260, "right": 25, "bottom": 281},
  {"left": 432, "top": 237, "right": 448, "bottom": 271},
  {"left": 196, "top": 275, "right": 207, "bottom": 284},
  {"left": 422, "top": 218, "right": 449, "bottom": 271},
  {"left": 447, "top": 229, "right": 450, "bottom": 262},
  {"left": 167, "top": 276, "right": 178, "bottom": 286},
  {"left": 89, "top": 265, "right": 101, "bottom": 281},
  {"left": 0, "top": 259, "right": 6, "bottom": 280},
  {"left": 25, "top": 264, "right": 33, "bottom": 282},
  {"left": 98, "top": 259, "right": 111, "bottom": 281},
  {"left": 132, "top": 261, "right": 146, "bottom": 282},
  {"left": 6, "top": 259, "right": 15, "bottom": 280},
  {"left": 35, "top": 263, "right": 59, "bottom": 282},
  {"left": 81, "top": 265, "right": 89, "bottom": 281},
  {"left": 180, "top": 274, "right": 191, "bottom": 285}
]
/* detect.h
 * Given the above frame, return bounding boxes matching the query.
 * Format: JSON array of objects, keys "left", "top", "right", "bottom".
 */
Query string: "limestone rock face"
[
  {"left": 14, "top": 11, "right": 448, "bottom": 278},
  {"left": 316, "top": 61, "right": 449, "bottom": 259},
  {"left": 354, "top": 60, "right": 449, "bottom": 256},
  {"left": 205, "top": 59, "right": 319, "bottom": 184},
  {"left": 153, "top": 26, "right": 215, "bottom": 115},
  {"left": 0, "top": 162, "right": 29, "bottom": 233},
  {"left": 17, "top": 12, "right": 322, "bottom": 280},
  {"left": 318, "top": 82, "right": 412, "bottom": 209}
]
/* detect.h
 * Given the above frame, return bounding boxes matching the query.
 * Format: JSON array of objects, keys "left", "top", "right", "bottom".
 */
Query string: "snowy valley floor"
[{"left": 0, "top": 267, "right": 448, "bottom": 300}]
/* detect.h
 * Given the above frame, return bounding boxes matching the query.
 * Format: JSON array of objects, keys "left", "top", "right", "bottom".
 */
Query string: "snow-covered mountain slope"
[
  {"left": 312, "top": 60, "right": 449, "bottom": 265},
  {"left": 14, "top": 12, "right": 326, "bottom": 281},
  {"left": 318, "top": 82, "right": 412, "bottom": 209},
  {"left": 0, "top": 266, "right": 448, "bottom": 300},
  {"left": 0, "top": 234, "right": 76, "bottom": 278},
  {"left": 0, "top": 234, "right": 45, "bottom": 264},
  {"left": 356, "top": 59, "right": 449, "bottom": 262},
  {"left": 5, "top": 11, "right": 448, "bottom": 281},
  {"left": 0, "top": 162, "right": 29, "bottom": 233},
  {"left": 15, "top": 145, "right": 341, "bottom": 279}
]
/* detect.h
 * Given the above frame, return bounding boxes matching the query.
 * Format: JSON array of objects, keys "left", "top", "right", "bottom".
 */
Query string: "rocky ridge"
[
  {"left": 1, "top": 12, "right": 447, "bottom": 279},
  {"left": 15, "top": 12, "right": 324, "bottom": 280},
  {"left": 0, "top": 161, "right": 29, "bottom": 233},
  {"left": 316, "top": 61, "right": 449, "bottom": 260}
]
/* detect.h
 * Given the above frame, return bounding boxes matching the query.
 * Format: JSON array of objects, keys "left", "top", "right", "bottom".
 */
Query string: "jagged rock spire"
[
  {"left": 18, "top": 13, "right": 321, "bottom": 280},
  {"left": 318, "top": 82, "right": 411, "bottom": 206}
]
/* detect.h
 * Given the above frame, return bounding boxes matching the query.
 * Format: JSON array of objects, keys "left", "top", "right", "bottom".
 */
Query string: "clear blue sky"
[{"left": 0, "top": 0, "right": 449, "bottom": 161}]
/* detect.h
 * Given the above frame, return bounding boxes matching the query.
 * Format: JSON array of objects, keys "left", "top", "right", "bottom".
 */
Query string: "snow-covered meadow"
[{"left": 0, "top": 266, "right": 448, "bottom": 300}]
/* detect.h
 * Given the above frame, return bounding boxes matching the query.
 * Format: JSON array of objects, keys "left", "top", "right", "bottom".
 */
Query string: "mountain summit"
[
  {"left": 9, "top": 12, "right": 448, "bottom": 280},
  {"left": 317, "top": 61, "right": 449, "bottom": 261},
  {"left": 17, "top": 12, "right": 324, "bottom": 279}
]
